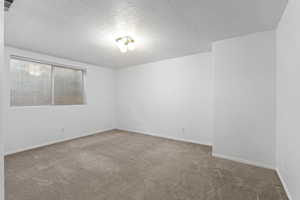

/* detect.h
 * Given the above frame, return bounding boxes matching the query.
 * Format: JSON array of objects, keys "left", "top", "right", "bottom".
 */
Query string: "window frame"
[{"left": 9, "top": 55, "right": 87, "bottom": 107}]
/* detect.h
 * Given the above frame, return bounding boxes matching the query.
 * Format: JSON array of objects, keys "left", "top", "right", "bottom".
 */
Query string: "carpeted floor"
[{"left": 5, "top": 130, "right": 288, "bottom": 200}]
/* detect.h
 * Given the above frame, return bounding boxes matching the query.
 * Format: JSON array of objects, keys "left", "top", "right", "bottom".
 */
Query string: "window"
[
  {"left": 10, "top": 57, "right": 86, "bottom": 106},
  {"left": 10, "top": 59, "right": 52, "bottom": 106},
  {"left": 53, "top": 66, "right": 84, "bottom": 105}
]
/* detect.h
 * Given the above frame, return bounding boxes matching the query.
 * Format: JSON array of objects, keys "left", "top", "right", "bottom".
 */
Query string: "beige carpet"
[{"left": 5, "top": 130, "right": 288, "bottom": 200}]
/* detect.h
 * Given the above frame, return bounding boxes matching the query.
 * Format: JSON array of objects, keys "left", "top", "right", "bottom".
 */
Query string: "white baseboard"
[
  {"left": 117, "top": 128, "right": 212, "bottom": 146},
  {"left": 5, "top": 128, "right": 116, "bottom": 156},
  {"left": 212, "top": 152, "right": 275, "bottom": 170},
  {"left": 276, "top": 168, "right": 293, "bottom": 200}
]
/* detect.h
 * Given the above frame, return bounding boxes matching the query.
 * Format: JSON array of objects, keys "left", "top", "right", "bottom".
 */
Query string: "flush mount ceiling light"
[{"left": 115, "top": 36, "right": 135, "bottom": 53}]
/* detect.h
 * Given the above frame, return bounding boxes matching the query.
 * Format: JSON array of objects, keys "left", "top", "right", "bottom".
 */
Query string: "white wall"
[
  {"left": 212, "top": 31, "right": 276, "bottom": 169},
  {"left": 4, "top": 47, "right": 116, "bottom": 154},
  {"left": 116, "top": 53, "right": 213, "bottom": 145},
  {"left": 276, "top": 0, "right": 300, "bottom": 199},
  {"left": 0, "top": 0, "right": 4, "bottom": 199}
]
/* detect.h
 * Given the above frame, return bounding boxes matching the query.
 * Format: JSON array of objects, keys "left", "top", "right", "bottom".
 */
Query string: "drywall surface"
[
  {"left": 116, "top": 53, "right": 213, "bottom": 145},
  {"left": 4, "top": 47, "right": 116, "bottom": 154},
  {"left": 0, "top": 0, "right": 4, "bottom": 198},
  {"left": 5, "top": 0, "right": 287, "bottom": 68},
  {"left": 212, "top": 31, "right": 276, "bottom": 169},
  {"left": 276, "top": 0, "right": 300, "bottom": 198}
]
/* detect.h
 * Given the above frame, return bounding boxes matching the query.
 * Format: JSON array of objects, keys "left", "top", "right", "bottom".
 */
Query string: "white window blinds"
[{"left": 10, "top": 57, "right": 86, "bottom": 106}]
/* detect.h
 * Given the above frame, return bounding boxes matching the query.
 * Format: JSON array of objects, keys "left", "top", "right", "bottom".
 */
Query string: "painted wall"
[
  {"left": 4, "top": 47, "right": 116, "bottom": 154},
  {"left": 116, "top": 53, "right": 213, "bottom": 145},
  {"left": 0, "top": 0, "right": 4, "bottom": 199},
  {"left": 212, "top": 31, "right": 276, "bottom": 169},
  {"left": 276, "top": 0, "right": 300, "bottom": 199}
]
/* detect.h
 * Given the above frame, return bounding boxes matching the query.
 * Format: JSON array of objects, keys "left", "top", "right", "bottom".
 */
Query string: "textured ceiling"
[{"left": 5, "top": 0, "right": 287, "bottom": 68}]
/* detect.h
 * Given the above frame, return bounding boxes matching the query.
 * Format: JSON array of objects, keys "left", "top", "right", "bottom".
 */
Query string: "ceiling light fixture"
[{"left": 115, "top": 36, "right": 135, "bottom": 53}]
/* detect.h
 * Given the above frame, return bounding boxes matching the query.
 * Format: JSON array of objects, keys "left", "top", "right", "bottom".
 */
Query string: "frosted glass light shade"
[{"left": 115, "top": 36, "right": 135, "bottom": 53}]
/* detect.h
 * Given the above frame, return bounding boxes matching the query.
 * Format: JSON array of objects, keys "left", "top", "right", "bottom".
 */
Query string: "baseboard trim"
[
  {"left": 276, "top": 168, "right": 293, "bottom": 200},
  {"left": 5, "top": 128, "right": 116, "bottom": 156},
  {"left": 117, "top": 128, "right": 212, "bottom": 147},
  {"left": 212, "top": 152, "right": 275, "bottom": 170}
]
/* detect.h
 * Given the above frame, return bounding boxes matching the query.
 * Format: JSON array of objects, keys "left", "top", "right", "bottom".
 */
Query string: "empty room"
[{"left": 0, "top": 0, "right": 299, "bottom": 199}]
